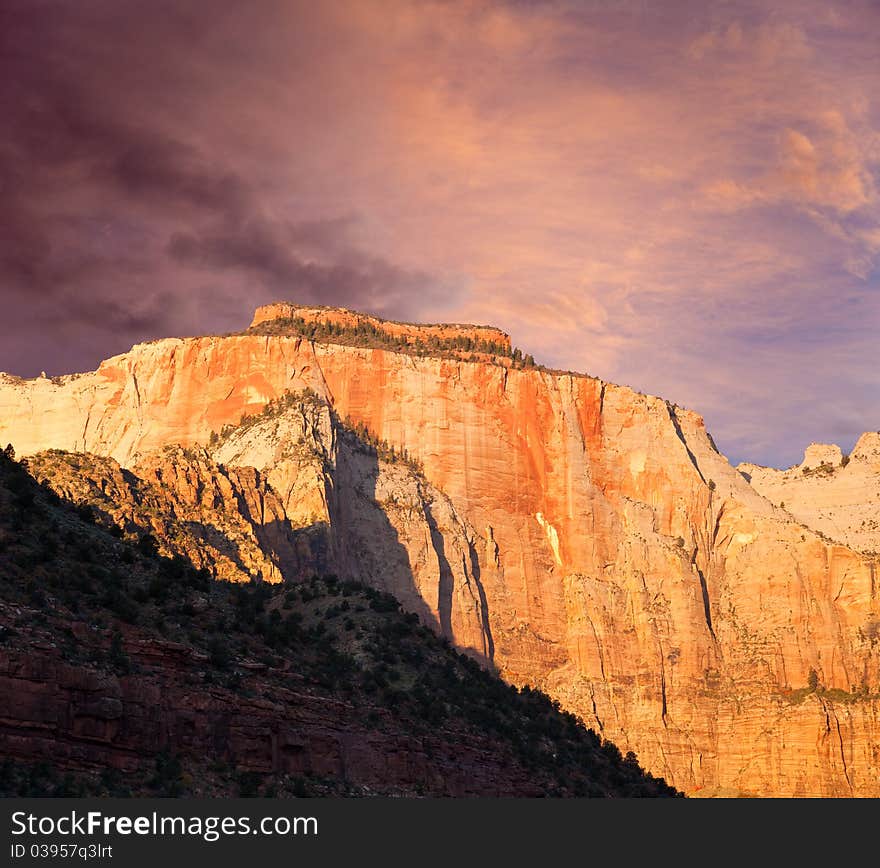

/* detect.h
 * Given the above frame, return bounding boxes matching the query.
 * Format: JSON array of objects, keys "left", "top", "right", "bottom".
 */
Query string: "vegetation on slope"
[
  {"left": 207, "top": 386, "right": 328, "bottom": 449},
  {"left": 209, "top": 386, "right": 427, "bottom": 475},
  {"left": 245, "top": 315, "right": 538, "bottom": 369},
  {"left": 0, "top": 447, "right": 680, "bottom": 797}
]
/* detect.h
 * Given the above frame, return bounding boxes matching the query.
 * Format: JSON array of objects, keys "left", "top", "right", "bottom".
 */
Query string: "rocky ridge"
[{"left": 249, "top": 302, "right": 512, "bottom": 351}]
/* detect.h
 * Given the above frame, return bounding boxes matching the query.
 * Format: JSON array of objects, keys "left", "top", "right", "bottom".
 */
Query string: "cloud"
[
  {"left": 687, "top": 20, "right": 811, "bottom": 64},
  {"left": 167, "top": 217, "right": 443, "bottom": 317},
  {"left": 0, "top": 0, "right": 877, "bottom": 467},
  {"left": 0, "top": 0, "right": 451, "bottom": 367},
  {"left": 777, "top": 120, "right": 873, "bottom": 212},
  {"left": 699, "top": 179, "right": 766, "bottom": 211}
]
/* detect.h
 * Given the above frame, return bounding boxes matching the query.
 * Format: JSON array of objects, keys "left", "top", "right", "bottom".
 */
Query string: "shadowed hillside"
[{"left": 0, "top": 448, "right": 678, "bottom": 797}]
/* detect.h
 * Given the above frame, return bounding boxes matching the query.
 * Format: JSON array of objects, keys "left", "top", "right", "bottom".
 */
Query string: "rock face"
[
  {"left": 2, "top": 305, "right": 880, "bottom": 797},
  {"left": 28, "top": 400, "right": 492, "bottom": 661},
  {"left": 28, "top": 447, "right": 319, "bottom": 585},
  {"left": 802, "top": 443, "right": 845, "bottom": 471},
  {"left": 739, "top": 432, "right": 880, "bottom": 555},
  {"left": 0, "top": 611, "right": 455, "bottom": 794},
  {"left": 0, "top": 454, "right": 677, "bottom": 799},
  {"left": 0, "top": 602, "right": 594, "bottom": 798}
]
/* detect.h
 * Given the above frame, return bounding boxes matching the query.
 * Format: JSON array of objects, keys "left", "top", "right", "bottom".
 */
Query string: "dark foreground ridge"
[{"left": 0, "top": 448, "right": 680, "bottom": 797}]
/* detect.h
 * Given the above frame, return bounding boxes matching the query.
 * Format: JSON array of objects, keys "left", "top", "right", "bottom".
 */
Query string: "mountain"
[
  {"left": 0, "top": 449, "right": 677, "bottom": 797},
  {"left": 739, "top": 434, "right": 880, "bottom": 555},
  {"left": 2, "top": 301, "right": 878, "bottom": 797}
]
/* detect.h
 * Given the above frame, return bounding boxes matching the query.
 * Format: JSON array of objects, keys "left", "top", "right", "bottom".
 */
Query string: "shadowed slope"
[{"left": 0, "top": 449, "right": 678, "bottom": 797}]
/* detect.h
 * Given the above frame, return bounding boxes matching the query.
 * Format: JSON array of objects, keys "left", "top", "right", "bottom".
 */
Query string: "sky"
[{"left": 1, "top": 0, "right": 878, "bottom": 467}]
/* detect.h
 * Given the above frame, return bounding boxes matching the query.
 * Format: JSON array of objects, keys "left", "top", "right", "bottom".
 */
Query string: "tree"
[
  {"left": 3, "top": 444, "right": 14, "bottom": 461},
  {"left": 808, "top": 668, "right": 819, "bottom": 691},
  {"left": 208, "top": 636, "right": 231, "bottom": 670},
  {"left": 137, "top": 533, "right": 159, "bottom": 557},
  {"left": 109, "top": 630, "right": 130, "bottom": 673}
]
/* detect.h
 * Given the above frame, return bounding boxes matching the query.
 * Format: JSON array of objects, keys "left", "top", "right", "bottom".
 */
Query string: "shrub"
[
  {"left": 108, "top": 630, "right": 130, "bottom": 673},
  {"left": 208, "top": 636, "right": 232, "bottom": 670},
  {"left": 137, "top": 534, "right": 159, "bottom": 557}
]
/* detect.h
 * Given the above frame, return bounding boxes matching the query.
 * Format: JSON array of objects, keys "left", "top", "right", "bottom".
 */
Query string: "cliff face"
[
  {"left": 739, "top": 433, "right": 880, "bottom": 555},
  {"left": 28, "top": 398, "right": 492, "bottom": 661},
  {"left": 2, "top": 315, "right": 879, "bottom": 796},
  {"left": 28, "top": 447, "right": 320, "bottom": 585}
]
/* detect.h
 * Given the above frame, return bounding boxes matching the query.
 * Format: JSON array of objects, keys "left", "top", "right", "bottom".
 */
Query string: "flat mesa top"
[{"left": 248, "top": 302, "right": 512, "bottom": 351}]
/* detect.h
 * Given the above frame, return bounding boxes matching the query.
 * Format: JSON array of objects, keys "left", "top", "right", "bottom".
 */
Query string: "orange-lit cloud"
[{"left": 1, "top": 0, "right": 878, "bottom": 466}]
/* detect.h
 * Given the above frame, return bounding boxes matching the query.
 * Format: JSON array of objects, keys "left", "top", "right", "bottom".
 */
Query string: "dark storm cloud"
[
  {"left": 0, "top": 0, "right": 451, "bottom": 376},
  {"left": 167, "top": 217, "right": 433, "bottom": 314}
]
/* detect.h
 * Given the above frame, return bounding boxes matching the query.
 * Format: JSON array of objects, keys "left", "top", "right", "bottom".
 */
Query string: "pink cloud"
[{"left": 1, "top": 0, "right": 878, "bottom": 466}]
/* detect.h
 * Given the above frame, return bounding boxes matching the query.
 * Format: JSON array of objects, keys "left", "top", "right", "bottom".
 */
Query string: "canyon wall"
[
  {"left": 3, "top": 323, "right": 879, "bottom": 796},
  {"left": 27, "top": 401, "right": 492, "bottom": 662}
]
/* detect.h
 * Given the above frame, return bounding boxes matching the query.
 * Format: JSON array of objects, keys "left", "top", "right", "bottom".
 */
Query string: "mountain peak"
[{"left": 800, "top": 442, "right": 843, "bottom": 470}]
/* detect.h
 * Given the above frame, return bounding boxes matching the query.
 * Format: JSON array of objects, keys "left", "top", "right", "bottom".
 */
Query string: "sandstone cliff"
[
  {"left": 2, "top": 307, "right": 879, "bottom": 796},
  {"left": 28, "top": 446, "right": 315, "bottom": 585},
  {"left": 27, "top": 393, "right": 492, "bottom": 661}
]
